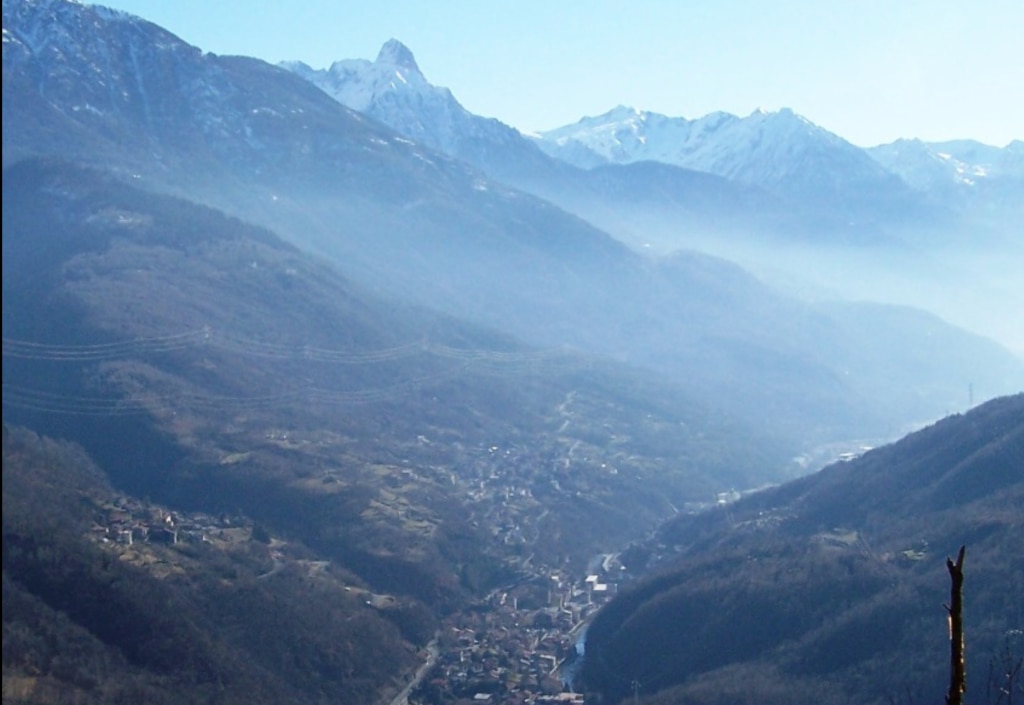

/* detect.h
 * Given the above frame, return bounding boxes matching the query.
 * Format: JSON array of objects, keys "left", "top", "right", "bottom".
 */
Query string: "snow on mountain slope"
[
  {"left": 282, "top": 40, "right": 459, "bottom": 146},
  {"left": 537, "top": 105, "right": 739, "bottom": 169},
  {"left": 284, "top": 43, "right": 930, "bottom": 227},
  {"left": 536, "top": 105, "right": 923, "bottom": 221},
  {"left": 930, "top": 139, "right": 1024, "bottom": 178},
  {"left": 868, "top": 138, "right": 1023, "bottom": 190},
  {"left": 281, "top": 40, "right": 550, "bottom": 175},
  {"left": 865, "top": 138, "right": 1024, "bottom": 233},
  {"left": 283, "top": 44, "right": 824, "bottom": 253}
]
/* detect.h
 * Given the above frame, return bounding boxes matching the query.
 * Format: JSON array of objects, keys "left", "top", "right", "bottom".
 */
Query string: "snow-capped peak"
[
  {"left": 287, "top": 40, "right": 438, "bottom": 113},
  {"left": 281, "top": 39, "right": 527, "bottom": 160},
  {"left": 535, "top": 105, "right": 910, "bottom": 214},
  {"left": 375, "top": 38, "right": 420, "bottom": 74},
  {"left": 605, "top": 104, "right": 642, "bottom": 120}
]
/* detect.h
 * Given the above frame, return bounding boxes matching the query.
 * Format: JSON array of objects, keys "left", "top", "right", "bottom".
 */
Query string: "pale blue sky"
[{"left": 98, "top": 0, "right": 1022, "bottom": 147}]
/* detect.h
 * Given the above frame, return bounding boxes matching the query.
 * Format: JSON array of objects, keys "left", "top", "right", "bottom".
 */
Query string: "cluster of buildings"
[
  {"left": 412, "top": 565, "right": 622, "bottom": 705},
  {"left": 91, "top": 497, "right": 242, "bottom": 547},
  {"left": 84, "top": 438, "right": 635, "bottom": 705}
]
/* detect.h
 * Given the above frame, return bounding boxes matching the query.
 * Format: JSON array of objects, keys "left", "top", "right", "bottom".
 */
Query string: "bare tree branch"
[{"left": 946, "top": 545, "right": 967, "bottom": 705}]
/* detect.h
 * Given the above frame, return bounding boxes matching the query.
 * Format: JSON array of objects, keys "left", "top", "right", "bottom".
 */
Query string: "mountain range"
[
  {"left": 536, "top": 105, "right": 1023, "bottom": 219},
  {"left": 536, "top": 104, "right": 927, "bottom": 222},
  {"left": 2, "top": 2, "right": 1023, "bottom": 704},
  {"left": 284, "top": 38, "right": 1022, "bottom": 230},
  {"left": 283, "top": 39, "right": 1024, "bottom": 356},
  {"left": 9, "top": 1, "right": 1021, "bottom": 445}
]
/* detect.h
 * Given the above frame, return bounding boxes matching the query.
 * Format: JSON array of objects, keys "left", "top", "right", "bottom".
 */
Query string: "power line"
[
  {"left": 2, "top": 329, "right": 576, "bottom": 366},
  {"left": 2, "top": 330, "right": 586, "bottom": 417}
]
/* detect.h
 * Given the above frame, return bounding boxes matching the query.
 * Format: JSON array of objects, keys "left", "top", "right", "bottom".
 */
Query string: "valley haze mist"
[{"left": 2, "top": 2, "right": 1022, "bottom": 705}]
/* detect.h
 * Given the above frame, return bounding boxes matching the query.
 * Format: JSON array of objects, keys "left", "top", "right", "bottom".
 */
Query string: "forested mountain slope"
[
  {"left": 582, "top": 393, "right": 1024, "bottom": 705},
  {"left": 2, "top": 425, "right": 426, "bottom": 704},
  {"left": 2, "top": 157, "right": 785, "bottom": 599}
]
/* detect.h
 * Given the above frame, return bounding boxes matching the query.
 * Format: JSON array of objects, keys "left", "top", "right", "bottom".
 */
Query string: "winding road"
[{"left": 385, "top": 636, "right": 440, "bottom": 705}]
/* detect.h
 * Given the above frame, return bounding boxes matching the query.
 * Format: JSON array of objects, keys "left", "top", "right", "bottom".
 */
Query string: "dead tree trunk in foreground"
[{"left": 946, "top": 545, "right": 967, "bottom": 705}]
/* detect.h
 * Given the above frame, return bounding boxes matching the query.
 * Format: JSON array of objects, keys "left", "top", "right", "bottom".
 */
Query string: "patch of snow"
[{"left": 71, "top": 103, "right": 103, "bottom": 115}]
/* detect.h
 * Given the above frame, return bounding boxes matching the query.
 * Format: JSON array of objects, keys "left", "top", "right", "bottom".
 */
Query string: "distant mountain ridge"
[
  {"left": 282, "top": 43, "right": 919, "bottom": 224},
  {"left": 868, "top": 138, "right": 1024, "bottom": 189},
  {"left": 281, "top": 42, "right": 928, "bottom": 224},
  {"left": 279, "top": 41, "right": 832, "bottom": 250},
  {"left": 280, "top": 38, "right": 1024, "bottom": 355},
  {"left": 536, "top": 104, "right": 936, "bottom": 222},
  {"left": 283, "top": 40, "right": 1021, "bottom": 237},
  {"left": 867, "top": 137, "right": 1024, "bottom": 227}
]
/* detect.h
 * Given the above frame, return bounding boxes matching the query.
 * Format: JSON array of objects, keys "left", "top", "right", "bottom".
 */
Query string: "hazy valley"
[{"left": 2, "top": 2, "right": 1022, "bottom": 705}]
